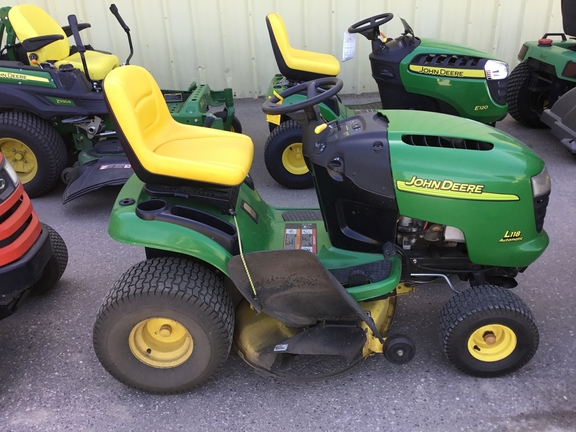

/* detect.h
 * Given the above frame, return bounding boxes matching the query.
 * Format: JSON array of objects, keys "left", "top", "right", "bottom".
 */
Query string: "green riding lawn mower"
[
  {"left": 92, "top": 64, "right": 549, "bottom": 394},
  {"left": 508, "top": 0, "right": 576, "bottom": 154},
  {"left": 264, "top": 12, "right": 509, "bottom": 189},
  {"left": 0, "top": 4, "right": 240, "bottom": 202}
]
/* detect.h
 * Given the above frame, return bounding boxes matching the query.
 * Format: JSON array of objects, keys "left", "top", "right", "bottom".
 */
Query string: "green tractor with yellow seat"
[
  {"left": 264, "top": 12, "right": 509, "bottom": 189},
  {"left": 0, "top": 4, "right": 240, "bottom": 201},
  {"left": 92, "top": 64, "right": 548, "bottom": 393}
]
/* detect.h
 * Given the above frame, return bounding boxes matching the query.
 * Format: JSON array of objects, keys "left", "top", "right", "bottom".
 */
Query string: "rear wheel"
[
  {"left": 30, "top": 224, "right": 68, "bottom": 295},
  {"left": 0, "top": 112, "right": 67, "bottom": 197},
  {"left": 93, "top": 257, "right": 234, "bottom": 394},
  {"left": 507, "top": 62, "right": 549, "bottom": 128},
  {"left": 264, "top": 120, "right": 313, "bottom": 189},
  {"left": 439, "top": 285, "right": 539, "bottom": 377}
]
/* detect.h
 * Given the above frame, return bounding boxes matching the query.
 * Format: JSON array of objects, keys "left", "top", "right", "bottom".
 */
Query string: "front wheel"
[
  {"left": 264, "top": 120, "right": 313, "bottom": 189},
  {"left": 507, "top": 62, "right": 549, "bottom": 128},
  {"left": 93, "top": 257, "right": 235, "bottom": 394},
  {"left": 30, "top": 224, "right": 68, "bottom": 295},
  {"left": 0, "top": 112, "right": 67, "bottom": 197},
  {"left": 439, "top": 285, "right": 539, "bottom": 377}
]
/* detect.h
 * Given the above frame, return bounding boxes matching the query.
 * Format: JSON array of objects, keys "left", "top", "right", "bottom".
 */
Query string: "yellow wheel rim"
[
  {"left": 0, "top": 138, "right": 38, "bottom": 184},
  {"left": 281, "top": 142, "right": 308, "bottom": 175},
  {"left": 467, "top": 324, "right": 517, "bottom": 362},
  {"left": 128, "top": 317, "right": 193, "bottom": 368}
]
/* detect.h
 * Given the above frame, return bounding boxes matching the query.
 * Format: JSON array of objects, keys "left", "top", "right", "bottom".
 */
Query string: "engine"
[{"left": 396, "top": 216, "right": 466, "bottom": 249}]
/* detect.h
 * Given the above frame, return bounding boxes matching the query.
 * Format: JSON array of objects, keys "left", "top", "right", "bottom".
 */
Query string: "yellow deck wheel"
[
  {"left": 467, "top": 324, "right": 517, "bottom": 362},
  {"left": 129, "top": 317, "right": 193, "bottom": 368}
]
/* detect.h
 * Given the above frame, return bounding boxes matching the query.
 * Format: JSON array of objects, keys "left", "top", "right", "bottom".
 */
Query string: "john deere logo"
[
  {"left": 0, "top": 70, "right": 50, "bottom": 82},
  {"left": 0, "top": 71, "right": 28, "bottom": 80},
  {"left": 409, "top": 65, "right": 485, "bottom": 79},
  {"left": 397, "top": 175, "right": 519, "bottom": 201}
]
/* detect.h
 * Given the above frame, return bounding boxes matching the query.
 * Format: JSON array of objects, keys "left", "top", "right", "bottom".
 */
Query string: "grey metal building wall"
[{"left": 1, "top": 0, "right": 564, "bottom": 97}]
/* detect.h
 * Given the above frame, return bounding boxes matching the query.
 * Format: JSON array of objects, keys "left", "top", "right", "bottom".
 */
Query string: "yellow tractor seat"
[
  {"left": 8, "top": 4, "right": 119, "bottom": 81},
  {"left": 266, "top": 12, "right": 340, "bottom": 82},
  {"left": 103, "top": 65, "right": 254, "bottom": 187}
]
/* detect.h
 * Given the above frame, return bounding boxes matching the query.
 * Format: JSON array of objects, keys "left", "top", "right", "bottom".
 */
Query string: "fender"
[
  {"left": 399, "top": 38, "right": 507, "bottom": 123},
  {"left": 108, "top": 176, "right": 233, "bottom": 275},
  {"left": 0, "top": 62, "right": 107, "bottom": 118},
  {"left": 520, "top": 40, "right": 576, "bottom": 83}
]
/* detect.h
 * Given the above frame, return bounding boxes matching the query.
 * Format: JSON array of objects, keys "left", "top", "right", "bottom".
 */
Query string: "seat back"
[
  {"left": 562, "top": 0, "right": 576, "bottom": 36},
  {"left": 266, "top": 13, "right": 293, "bottom": 76},
  {"left": 8, "top": 4, "right": 69, "bottom": 64},
  {"left": 266, "top": 12, "right": 340, "bottom": 81},
  {"left": 103, "top": 65, "right": 173, "bottom": 168},
  {"left": 104, "top": 65, "right": 254, "bottom": 187}
]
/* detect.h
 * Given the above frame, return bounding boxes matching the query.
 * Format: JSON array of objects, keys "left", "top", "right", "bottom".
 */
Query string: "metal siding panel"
[
  {"left": 0, "top": 0, "right": 569, "bottom": 96},
  {"left": 466, "top": 0, "right": 501, "bottom": 54},
  {"left": 439, "top": 0, "right": 471, "bottom": 44}
]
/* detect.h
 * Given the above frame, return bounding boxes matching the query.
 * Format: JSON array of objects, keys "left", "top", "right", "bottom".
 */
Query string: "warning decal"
[{"left": 284, "top": 223, "right": 317, "bottom": 253}]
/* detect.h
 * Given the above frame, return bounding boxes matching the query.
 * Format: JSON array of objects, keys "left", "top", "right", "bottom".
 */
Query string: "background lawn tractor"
[
  {"left": 92, "top": 65, "right": 549, "bottom": 394},
  {"left": 0, "top": 4, "right": 240, "bottom": 202},
  {"left": 508, "top": 0, "right": 576, "bottom": 154},
  {"left": 0, "top": 153, "right": 67, "bottom": 321},
  {"left": 264, "top": 12, "right": 509, "bottom": 189}
]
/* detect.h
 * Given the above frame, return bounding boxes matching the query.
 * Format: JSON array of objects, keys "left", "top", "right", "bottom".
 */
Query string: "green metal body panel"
[
  {"left": 519, "top": 40, "right": 576, "bottom": 83},
  {"left": 384, "top": 109, "right": 548, "bottom": 267},
  {"left": 399, "top": 38, "right": 506, "bottom": 123},
  {"left": 0, "top": 66, "right": 56, "bottom": 88},
  {"left": 165, "top": 83, "right": 236, "bottom": 130},
  {"left": 109, "top": 175, "right": 401, "bottom": 301},
  {"left": 108, "top": 176, "right": 233, "bottom": 275}
]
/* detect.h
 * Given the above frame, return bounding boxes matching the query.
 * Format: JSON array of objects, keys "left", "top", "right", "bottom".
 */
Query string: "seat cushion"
[
  {"left": 104, "top": 65, "right": 254, "bottom": 186},
  {"left": 57, "top": 50, "right": 120, "bottom": 80},
  {"left": 145, "top": 122, "right": 254, "bottom": 186}
]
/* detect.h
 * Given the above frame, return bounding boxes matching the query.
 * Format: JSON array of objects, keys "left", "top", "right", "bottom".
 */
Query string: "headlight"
[
  {"left": 484, "top": 60, "right": 509, "bottom": 80},
  {"left": 531, "top": 167, "right": 551, "bottom": 198},
  {"left": 1, "top": 157, "right": 20, "bottom": 187}
]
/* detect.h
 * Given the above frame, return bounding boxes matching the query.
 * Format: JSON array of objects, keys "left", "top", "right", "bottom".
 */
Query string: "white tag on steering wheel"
[{"left": 342, "top": 31, "right": 356, "bottom": 62}]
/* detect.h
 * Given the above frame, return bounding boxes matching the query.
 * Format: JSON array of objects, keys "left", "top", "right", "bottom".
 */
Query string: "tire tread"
[
  {"left": 0, "top": 112, "right": 67, "bottom": 197},
  {"left": 439, "top": 285, "right": 538, "bottom": 377},
  {"left": 264, "top": 120, "right": 313, "bottom": 189},
  {"left": 507, "top": 62, "right": 547, "bottom": 128},
  {"left": 93, "top": 257, "right": 234, "bottom": 394}
]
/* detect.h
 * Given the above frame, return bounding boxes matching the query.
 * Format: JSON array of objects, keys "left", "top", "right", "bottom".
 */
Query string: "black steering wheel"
[
  {"left": 262, "top": 77, "right": 343, "bottom": 115},
  {"left": 348, "top": 13, "right": 394, "bottom": 39}
]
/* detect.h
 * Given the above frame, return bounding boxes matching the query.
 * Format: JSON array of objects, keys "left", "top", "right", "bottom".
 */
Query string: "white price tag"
[{"left": 342, "top": 31, "right": 357, "bottom": 62}]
